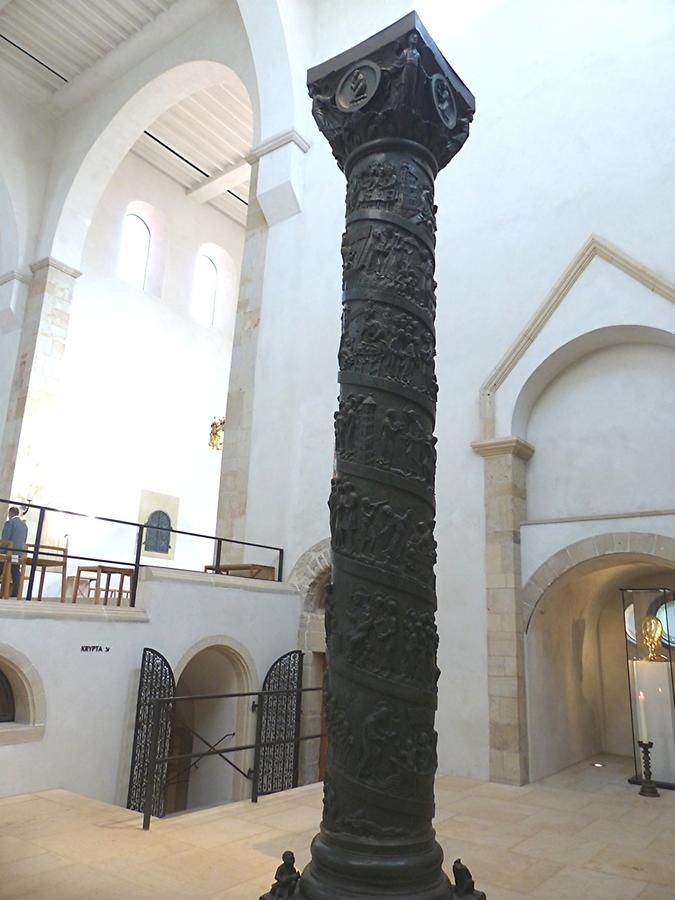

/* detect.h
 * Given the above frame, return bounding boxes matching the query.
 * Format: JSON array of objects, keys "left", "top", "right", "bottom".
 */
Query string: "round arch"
[
  {"left": 174, "top": 633, "right": 258, "bottom": 688},
  {"left": 172, "top": 635, "right": 258, "bottom": 806},
  {"left": 39, "top": 1, "right": 297, "bottom": 270},
  {"left": 512, "top": 325, "right": 675, "bottom": 438},
  {"left": 521, "top": 531, "right": 675, "bottom": 631},
  {"left": 44, "top": 60, "right": 254, "bottom": 269},
  {"left": 0, "top": 643, "right": 46, "bottom": 745},
  {"left": 287, "top": 537, "right": 331, "bottom": 613}
]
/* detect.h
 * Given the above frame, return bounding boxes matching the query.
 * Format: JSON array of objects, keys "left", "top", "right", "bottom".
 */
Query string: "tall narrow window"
[
  {"left": 191, "top": 254, "right": 218, "bottom": 326},
  {"left": 0, "top": 669, "right": 14, "bottom": 723},
  {"left": 144, "top": 510, "right": 172, "bottom": 555},
  {"left": 117, "top": 213, "right": 151, "bottom": 290}
]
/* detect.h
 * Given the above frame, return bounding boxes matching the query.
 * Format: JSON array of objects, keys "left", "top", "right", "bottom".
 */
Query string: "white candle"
[{"left": 637, "top": 690, "right": 649, "bottom": 742}]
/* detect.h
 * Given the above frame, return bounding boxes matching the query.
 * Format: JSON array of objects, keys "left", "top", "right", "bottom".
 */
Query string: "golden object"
[
  {"left": 641, "top": 615, "right": 663, "bottom": 661},
  {"left": 209, "top": 417, "right": 225, "bottom": 450}
]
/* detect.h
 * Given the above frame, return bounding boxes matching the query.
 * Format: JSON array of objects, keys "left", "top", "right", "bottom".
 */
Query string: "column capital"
[
  {"left": 472, "top": 436, "right": 535, "bottom": 461},
  {"left": 307, "top": 11, "right": 475, "bottom": 173}
]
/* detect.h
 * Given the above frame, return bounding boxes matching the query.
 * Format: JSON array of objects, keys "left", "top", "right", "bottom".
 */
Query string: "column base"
[{"left": 296, "top": 828, "right": 465, "bottom": 899}]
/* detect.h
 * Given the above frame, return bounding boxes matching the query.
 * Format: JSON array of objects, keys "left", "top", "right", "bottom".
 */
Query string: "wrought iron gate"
[
  {"left": 253, "top": 650, "right": 303, "bottom": 799},
  {"left": 127, "top": 647, "right": 175, "bottom": 816}
]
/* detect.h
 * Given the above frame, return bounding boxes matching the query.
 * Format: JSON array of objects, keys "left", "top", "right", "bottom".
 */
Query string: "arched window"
[
  {"left": 655, "top": 598, "right": 675, "bottom": 648},
  {"left": 144, "top": 510, "right": 172, "bottom": 555},
  {"left": 0, "top": 669, "right": 14, "bottom": 723},
  {"left": 117, "top": 213, "right": 151, "bottom": 290},
  {"left": 190, "top": 253, "right": 218, "bottom": 326}
]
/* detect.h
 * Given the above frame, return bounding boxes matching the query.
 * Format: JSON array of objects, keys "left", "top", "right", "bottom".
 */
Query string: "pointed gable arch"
[{"left": 478, "top": 234, "right": 675, "bottom": 440}]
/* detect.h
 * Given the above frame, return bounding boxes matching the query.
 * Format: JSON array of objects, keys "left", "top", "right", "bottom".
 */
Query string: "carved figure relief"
[
  {"left": 335, "top": 60, "right": 382, "bottom": 112},
  {"left": 339, "top": 303, "right": 437, "bottom": 400},
  {"left": 345, "top": 159, "right": 436, "bottom": 230},
  {"left": 334, "top": 393, "right": 436, "bottom": 488},
  {"left": 341, "top": 225, "right": 436, "bottom": 314},
  {"left": 334, "top": 587, "right": 438, "bottom": 689},
  {"left": 324, "top": 693, "right": 354, "bottom": 759},
  {"left": 328, "top": 477, "right": 436, "bottom": 581}
]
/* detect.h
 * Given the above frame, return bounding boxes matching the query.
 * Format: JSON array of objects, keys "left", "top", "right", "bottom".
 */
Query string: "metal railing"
[
  {"left": 143, "top": 685, "right": 324, "bottom": 830},
  {"left": 0, "top": 498, "right": 284, "bottom": 606}
]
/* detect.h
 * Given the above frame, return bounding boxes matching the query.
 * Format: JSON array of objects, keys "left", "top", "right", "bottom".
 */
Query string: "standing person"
[{"left": 1, "top": 507, "right": 28, "bottom": 598}]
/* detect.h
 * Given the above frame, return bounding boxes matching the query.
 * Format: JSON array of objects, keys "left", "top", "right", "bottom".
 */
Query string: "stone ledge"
[
  {"left": 0, "top": 723, "right": 45, "bottom": 746},
  {"left": 472, "top": 436, "right": 535, "bottom": 460},
  {"left": 0, "top": 599, "right": 149, "bottom": 622},
  {"left": 140, "top": 567, "right": 299, "bottom": 595}
]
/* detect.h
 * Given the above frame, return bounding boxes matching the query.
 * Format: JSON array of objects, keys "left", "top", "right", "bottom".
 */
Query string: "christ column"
[{"left": 301, "top": 13, "right": 480, "bottom": 900}]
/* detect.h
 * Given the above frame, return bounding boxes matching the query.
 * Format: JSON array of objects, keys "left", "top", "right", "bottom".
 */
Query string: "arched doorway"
[
  {"left": 289, "top": 538, "right": 330, "bottom": 786},
  {"left": 524, "top": 542, "right": 675, "bottom": 782},
  {"left": 165, "top": 637, "right": 256, "bottom": 814}
]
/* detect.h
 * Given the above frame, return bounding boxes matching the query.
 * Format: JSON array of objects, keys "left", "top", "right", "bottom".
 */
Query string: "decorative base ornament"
[
  {"left": 300, "top": 12, "right": 481, "bottom": 900},
  {"left": 260, "top": 851, "right": 302, "bottom": 900},
  {"left": 638, "top": 741, "right": 660, "bottom": 798}
]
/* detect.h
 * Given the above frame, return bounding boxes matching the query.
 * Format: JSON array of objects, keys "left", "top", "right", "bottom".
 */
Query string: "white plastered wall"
[
  {"left": 39, "top": 151, "right": 244, "bottom": 549},
  {"left": 237, "top": 0, "right": 675, "bottom": 780},
  {"left": 0, "top": 570, "right": 301, "bottom": 805}
]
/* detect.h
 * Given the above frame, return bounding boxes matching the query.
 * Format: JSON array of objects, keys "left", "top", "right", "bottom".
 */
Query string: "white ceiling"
[
  {"left": 0, "top": 0, "right": 251, "bottom": 225},
  {"left": 0, "top": 0, "right": 177, "bottom": 88},
  {"left": 132, "top": 79, "right": 252, "bottom": 226}
]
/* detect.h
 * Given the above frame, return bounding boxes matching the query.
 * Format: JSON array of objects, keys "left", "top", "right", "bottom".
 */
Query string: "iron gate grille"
[
  {"left": 127, "top": 647, "right": 175, "bottom": 816},
  {"left": 254, "top": 650, "right": 303, "bottom": 797}
]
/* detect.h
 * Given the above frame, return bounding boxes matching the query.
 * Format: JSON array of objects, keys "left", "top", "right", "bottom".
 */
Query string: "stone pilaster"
[
  {"left": 0, "top": 257, "right": 81, "bottom": 504},
  {"left": 216, "top": 164, "right": 266, "bottom": 551},
  {"left": 300, "top": 13, "right": 478, "bottom": 900},
  {"left": 472, "top": 436, "right": 534, "bottom": 785}
]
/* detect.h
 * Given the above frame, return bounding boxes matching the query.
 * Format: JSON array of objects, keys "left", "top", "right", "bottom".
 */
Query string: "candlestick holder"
[{"left": 638, "top": 741, "right": 660, "bottom": 798}]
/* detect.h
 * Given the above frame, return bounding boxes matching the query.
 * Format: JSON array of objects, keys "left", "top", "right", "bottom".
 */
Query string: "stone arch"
[
  {"left": 522, "top": 532, "right": 675, "bottom": 631},
  {"left": 174, "top": 633, "right": 258, "bottom": 688},
  {"left": 288, "top": 538, "right": 331, "bottom": 613},
  {"left": 0, "top": 643, "right": 46, "bottom": 745},
  {"left": 173, "top": 635, "right": 258, "bottom": 804},
  {"left": 44, "top": 60, "right": 254, "bottom": 269},
  {"left": 288, "top": 538, "right": 331, "bottom": 786},
  {"left": 511, "top": 325, "right": 675, "bottom": 439}
]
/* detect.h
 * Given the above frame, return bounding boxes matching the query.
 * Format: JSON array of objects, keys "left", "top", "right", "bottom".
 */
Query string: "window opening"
[
  {"left": 191, "top": 254, "right": 218, "bottom": 326},
  {"left": 117, "top": 213, "right": 151, "bottom": 290},
  {"left": 144, "top": 510, "right": 172, "bottom": 555}
]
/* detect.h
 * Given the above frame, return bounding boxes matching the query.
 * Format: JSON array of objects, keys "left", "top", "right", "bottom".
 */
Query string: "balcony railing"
[{"left": 0, "top": 498, "right": 284, "bottom": 607}]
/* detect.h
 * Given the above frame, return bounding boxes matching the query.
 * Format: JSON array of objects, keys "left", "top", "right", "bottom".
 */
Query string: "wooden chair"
[
  {"left": 16, "top": 544, "right": 68, "bottom": 602},
  {"left": 0, "top": 542, "right": 12, "bottom": 599},
  {"left": 72, "top": 565, "right": 135, "bottom": 606}
]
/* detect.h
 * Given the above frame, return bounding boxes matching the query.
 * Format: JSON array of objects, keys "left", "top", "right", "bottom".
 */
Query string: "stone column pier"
[
  {"left": 300, "top": 14, "right": 478, "bottom": 899},
  {"left": 472, "top": 436, "right": 534, "bottom": 786},
  {"left": 0, "top": 257, "right": 81, "bottom": 504}
]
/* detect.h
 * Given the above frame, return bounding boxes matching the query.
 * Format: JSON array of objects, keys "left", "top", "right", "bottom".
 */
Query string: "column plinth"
[{"left": 300, "top": 13, "right": 478, "bottom": 898}]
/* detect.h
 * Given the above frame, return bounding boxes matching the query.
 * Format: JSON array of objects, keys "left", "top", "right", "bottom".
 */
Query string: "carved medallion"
[
  {"left": 335, "top": 60, "right": 381, "bottom": 112},
  {"left": 431, "top": 74, "right": 457, "bottom": 129}
]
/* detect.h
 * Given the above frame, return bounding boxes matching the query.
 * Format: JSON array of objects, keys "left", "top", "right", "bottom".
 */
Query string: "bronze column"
[{"left": 302, "top": 13, "right": 478, "bottom": 899}]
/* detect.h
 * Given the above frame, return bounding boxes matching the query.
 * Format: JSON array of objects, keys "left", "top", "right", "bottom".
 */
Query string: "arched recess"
[
  {"left": 288, "top": 538, "right": 331, "bottom": 786},
  {"left": 39, "top": 0, "right": 298, "bottom": 269},
  {"left": 521, "top": 532, "right": 675, "bottom": 630},
  {"left": 44, "top": 60, "right": 255, "bottom": 270},
  {"left": 511, "top": 324, "right": 675, "bottom": 439},
  {"left": 522, "top": 535, "right": 675, "bottom": 782},
  {"left": 0, "top": 643, "right": 46, "bottom": 745},
  {"left": 170, "top": 635, "right": 258, "bottom": 808}
]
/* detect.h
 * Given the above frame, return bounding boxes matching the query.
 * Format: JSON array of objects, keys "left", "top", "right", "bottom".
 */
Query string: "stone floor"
[{"left": 1, "top": 755, "right": 674, "bottom": 898}]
